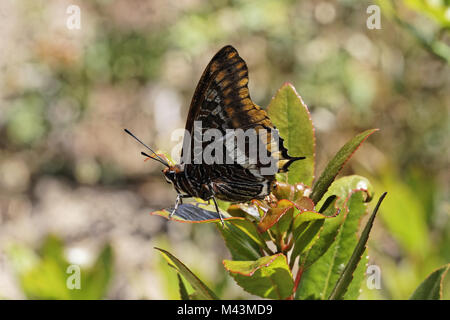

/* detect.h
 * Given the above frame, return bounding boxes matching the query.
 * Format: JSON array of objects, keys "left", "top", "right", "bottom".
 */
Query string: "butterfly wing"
[
  {"left": 179, "top": 46, "right": 303, "bottom": 201},
  {"left": 181, "top": 45, "right": 300, "bottom": 172},
  {"left": 183, "top": 45, "right": 262, "bottom": 136}
]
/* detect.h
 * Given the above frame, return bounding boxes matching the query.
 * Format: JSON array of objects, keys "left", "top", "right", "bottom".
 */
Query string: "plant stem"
[
  {"left": 291, "top": 266, "right": 304, "bottom": 299},
  {"left": 267, "top": 229, "right": 281, "bottom": 252},
  {"left": 281, "top": 234, "right": 293, "bottom": 254}
]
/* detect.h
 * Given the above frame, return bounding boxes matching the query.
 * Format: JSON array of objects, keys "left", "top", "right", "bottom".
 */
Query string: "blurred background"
[{"left": 0, "top": 0, "right": 448, "bottom": 299}]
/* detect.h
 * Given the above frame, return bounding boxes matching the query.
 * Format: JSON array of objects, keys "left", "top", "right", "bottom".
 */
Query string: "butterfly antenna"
[
  {"left": 124, "top": 129, "right": 169, "bottom": 167},
  {"left": 140, "top": 151, "right": 172, "bottom": 167}
]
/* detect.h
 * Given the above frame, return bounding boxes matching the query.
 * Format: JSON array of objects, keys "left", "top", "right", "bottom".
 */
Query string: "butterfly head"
[{"left": 162, "top": 164, "right": 183, "bottom": 185}]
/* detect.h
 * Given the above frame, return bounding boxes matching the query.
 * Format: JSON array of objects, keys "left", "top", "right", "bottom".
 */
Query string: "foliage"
[
  {"left": 156, "top": 247, "right": 218, "bottom": 300},
  {"left": 7, "top": 235, "right": 113, "bottom": 300},
  {"left": 409, "top": 264, "right": 450, "bottom": 300}
]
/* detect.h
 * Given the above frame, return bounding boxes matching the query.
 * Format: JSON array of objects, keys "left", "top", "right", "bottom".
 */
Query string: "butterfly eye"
[{"left": 164, "top": 171, "right": 175, "bottom": 184}]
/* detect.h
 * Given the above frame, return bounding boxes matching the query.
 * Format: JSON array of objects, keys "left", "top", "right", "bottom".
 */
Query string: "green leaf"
[
  {"left": 6, "top": 244, "right": 40, "bottom": 275},
  {"left": 177, "top": 274, "right": 190, "bottom": 300},
  {"left": 39, "top": 235, "right": 66, "bottom": 267},
  {"left": 218, "top": 219, "right": 265, "bottom": 261},
  {"left": 403, "top": 0, "right": 450, "bottom": 28},
  {"left": 316, "top": 175, "right": 374, "bottom": 210},
  {"left": 215, "top": 199, "right": 231, "bottom": 212},
  {"left": 272, "top": 182, "right": 312, "bottom": 202},
  {"left": 7, "top": 236, "right": 113, "bottom": 300},
  {"left": 74, "top": 244, "right": 113, "bottom": 300},
  {"left": 267, "top": 83, "right": 315, "bottom": 186},
  {"left": 291, "top": 196, "right": 338, "bottom": 266},
  {"left": 227, "top": 203, "right": 262, "bottom": 220},
  {"left": 299, "top": 196, "right": 342, "bottom": 269},
  {"left": 311, "top": 129, "right": 378, "bottom": 204},
  {"left": 20, "top": 258, "right": 70, "bottom": 299},
  {"left": 8, "top": 236, "right": 70, "bottom": 299},
  {"left": 410, "top": 264, "right": 450, "bottom": 300},
  {"left": 345, "top": 249, "right": 368, "bottom": 300},
  {"left": 292, "top": 220, "right": 325, "bottom": 264},
  {"left": 257, "top": 199, "right": 294, "bottom": 233},
  {"left": 156, "top": 243, "right": 181, "bottom": 300},
  {"left": 293, "top": 196, "right": 315, "bottom": 212},
  {"left": 295, "top": 191, "right": 370, "bottom": 300},
  {"left": 275, "top": 206, "right": 295, "bottom": 236},
  {"left": 155, "top": 247, "right": 218, "bottom": 300},
  {"left": 290, "top": 211, "right": 328, "bottom": 263},
  {"left": 329, "top": 192, "right": 387, "bottom": 300},
  {"left": 223, "top": 254, "right": 294, "bottom": 299}
]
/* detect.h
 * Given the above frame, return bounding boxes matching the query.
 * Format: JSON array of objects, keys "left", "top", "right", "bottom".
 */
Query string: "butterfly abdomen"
[
  {"left": 172, "top": 163, "right": 274, "bottom": 203},
  {"left": 172, "top": 165, "right": 207, "bottom": 200},
  {"left": 209, "top": 165, "right": 275, "bottom": 202}
]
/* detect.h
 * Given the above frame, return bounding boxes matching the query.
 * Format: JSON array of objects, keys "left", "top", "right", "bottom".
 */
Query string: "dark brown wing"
[
  {"left": 181, "top": 45, "right": 301, "bottom": 174},
  {"left": 183, "top": 46, "right": 263, "bottom": 134}
]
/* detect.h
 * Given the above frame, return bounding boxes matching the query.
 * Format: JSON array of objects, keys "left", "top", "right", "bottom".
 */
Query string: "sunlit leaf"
[
  {"left": 74, "top": 244, "right": 113, "bottom": 300},
  {"left": 300, "top": 196, "right": 341, "bottom": 269},
  {"left": 272, "top": 182, "right": 312, "bottom": 202},
  {"left": 267, "top": 83, "right": 315, "bottom": 186},
  {"left": 316, "top": 175, "right": 374, "bottom": 210},
  {"left": 177, "top": 274, "right": 190, "bottom": 300},
  {"left": 218, "top": 219, "right": 265, "bottom": 261},
  {"left": 155, "top": 247, "right": 218, "bottom": 300},
  {"left": 410, "top": 264, "right": 450, "bottom": 300},
  {"left": 291, "top": 196, "right": 338, "bottom": 264},
  {"left": 7, "top": 235, "right": 113, "bottom": 300},
  {"left": 257, "top": 199, "right": 294, "bottom": 233},
  {"left": 296, "top": 191, "right": 370, "bottom": 299},
  {"left": 329, "top": 193, "right": 386, "bottom": 300},
  {"left": 223, "top": 254, "right": 294, "bottom": 299},
  {"left": 310, "top": 129, "right": 377, "bottom": 204}
]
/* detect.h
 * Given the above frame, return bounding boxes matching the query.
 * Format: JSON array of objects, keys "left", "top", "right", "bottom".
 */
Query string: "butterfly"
[{"left": 125, "top": 45, "right": 304, "bottom": 225}]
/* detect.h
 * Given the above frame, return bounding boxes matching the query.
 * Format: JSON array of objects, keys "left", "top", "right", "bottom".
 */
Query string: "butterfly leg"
[
  {"left": 170, "top": 194, "right": 190, "bottom": 218},
  {"left": 194, "top": 199, "right": 211, "bottom": 208},
  {"left": 212, "top": 197, "right": 225, "bottom": 227}
]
